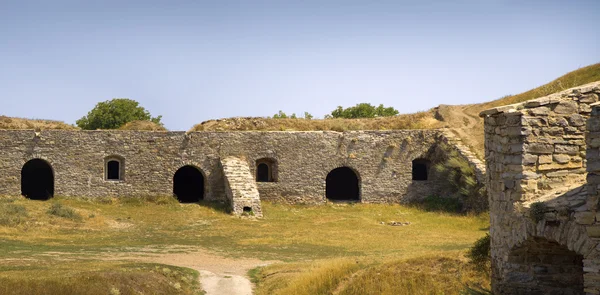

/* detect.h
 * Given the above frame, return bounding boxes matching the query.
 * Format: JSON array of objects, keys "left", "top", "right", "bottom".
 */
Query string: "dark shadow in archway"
[
  {"left": 21, "top": 158, "right": 54, "bottom": 200},
  {"left": 326, "top": 167, "right": 359, "bottom": 201},
  {"left": 173, "top": 165, "right": 204, "bottom": 203},
  {"left": 506, "top": 237, "right": 583, "bottom": 295}
]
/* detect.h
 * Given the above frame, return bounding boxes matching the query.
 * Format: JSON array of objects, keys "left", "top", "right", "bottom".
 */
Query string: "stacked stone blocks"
[{"left": 221, "top": 156, "right": 263, "bottom": 218}]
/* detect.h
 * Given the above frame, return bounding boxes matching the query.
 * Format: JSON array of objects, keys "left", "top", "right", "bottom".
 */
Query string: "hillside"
[{"left": 193, "top": 63, "right": 600, "bottom": 159}]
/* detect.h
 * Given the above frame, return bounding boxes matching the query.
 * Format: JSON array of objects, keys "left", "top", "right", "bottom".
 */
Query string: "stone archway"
[
  {"left": 173, "top": 165, "right": 204, "bottom": 203},
  {"left": 326, "top": 167, "right": 359, "bottom": 201},
  {"left": 504, "top": 237, "right": 583, "bottom": 295},
  {"left": 21, "top": 158, "right": 54, "bottom": 200}
]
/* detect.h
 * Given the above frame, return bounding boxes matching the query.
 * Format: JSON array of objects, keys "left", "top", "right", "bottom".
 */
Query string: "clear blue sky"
[{"left": 1, "top": 0, "right": 598, "bottom": 130}]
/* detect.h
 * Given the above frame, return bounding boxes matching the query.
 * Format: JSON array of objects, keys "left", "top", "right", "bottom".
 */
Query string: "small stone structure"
[
  {"left": 0, "top": 128, "right": 479, "bottom": 216},
  {"left": 221, "top": 156, "right": 263, "bottom": 217},
  {"left": 481, "top": 81, "right": 600, "bottom": 294}
]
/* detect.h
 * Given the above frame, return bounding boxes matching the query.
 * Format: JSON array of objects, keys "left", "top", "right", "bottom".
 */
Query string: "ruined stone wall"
[
  {"left": 0, "top": 129, "right": 449, "bottom": 203},
  {"left": 482, "top": 81, "right": 600, "bottom": 294}
]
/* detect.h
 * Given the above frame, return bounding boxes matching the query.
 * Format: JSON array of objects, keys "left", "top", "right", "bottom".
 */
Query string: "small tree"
[
  {"left": 330, "top": 103, "right": 399, "bottom": 118},
  {"left": 304, "top": 112, "right": 313, "bottom": 120},
  {"left": 76, "top": 98, "right": 162, "bottom": 130},
  {"left": 272, "top": 110, "right": 288, "bottom": 119}
]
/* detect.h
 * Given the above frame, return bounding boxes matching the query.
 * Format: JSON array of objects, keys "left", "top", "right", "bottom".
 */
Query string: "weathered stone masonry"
[
  {"left": 0, "top": 129, "right": 458, "bottom": 215},
  {"left": 482, "top": 81, "right": 600, "bottom": 294}
]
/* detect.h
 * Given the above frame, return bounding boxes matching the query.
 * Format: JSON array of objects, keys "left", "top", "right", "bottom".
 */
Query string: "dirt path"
[
  {"left": 99, "top": 247, "right": 277, "bottom": 295},
  {"left": 435, "top": 104, "right": 484, "bottom": 159}
]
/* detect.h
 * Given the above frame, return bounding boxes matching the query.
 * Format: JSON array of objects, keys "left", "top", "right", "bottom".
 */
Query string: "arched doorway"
[
  {"left": 505, "top": 237, "right": 583, "bottom": 294},
  {"left": 326, "top": 167, "right": 359, "bottom": 201},
  {"left": 412, "top": 158, "right": 430, "bottom": 181},
  {"left": 257, "top": 163, "right": 270, "bottom": 182},
  {"left": 173, "top": 165, "right": 204, "bottom": 203},
  {"left": 21, "top": 158, "right": 54, "bottom": 200}
]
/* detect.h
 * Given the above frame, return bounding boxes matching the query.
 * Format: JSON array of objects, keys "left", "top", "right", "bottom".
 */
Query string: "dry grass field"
[{"left": 0, "top": 195, "right": 489, "bottom": 294}]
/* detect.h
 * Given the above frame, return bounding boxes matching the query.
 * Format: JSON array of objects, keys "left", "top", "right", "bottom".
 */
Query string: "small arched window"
[
  {"left": 105, "top": 156, "right": 124, "bottom": 181},
  {"left": 256, "top": 158, "right": 277, "bottom": 182},
  {"left": 412, "top": 159, "right": 430, "bottom": 181}
]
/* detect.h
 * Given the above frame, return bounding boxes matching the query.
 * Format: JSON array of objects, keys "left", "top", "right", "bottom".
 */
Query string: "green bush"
[
  {"left": 76, "top": 98, "right": 162, "bottom": 130},
  {"left": 420, "top": 195, "right": 463, "bottom": 213},
  {"left": 0, "top": 204, "right": 28, "bottom": 226},
  {"left": 467, "top": 233, "right": 490, "bottom": 272},
  {"left": 47, "top": 203, "right": 82, "bottom": 221},
  {"left": 330, "top": 103, "right": 399, "bottom": 118},
  {"left": 529, "top": 202, "right": 547, "bottom": 223}
]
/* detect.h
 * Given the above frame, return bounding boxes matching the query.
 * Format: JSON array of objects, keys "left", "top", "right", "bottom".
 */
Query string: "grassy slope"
[
  {"left": 0, "top": 196, "right": 488, "bottom": 294},
  {"left": 252, "top": 256, "right": 489, "bottom": 295}
]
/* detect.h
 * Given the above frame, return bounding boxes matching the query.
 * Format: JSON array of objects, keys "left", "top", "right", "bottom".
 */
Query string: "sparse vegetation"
[
  {"left": 0, "top": 202, "right": 28, "bottom": 226},
  {"left": 433, "top": 143, "right": 487, "bottom": 213},
  {"left": 46, "top": 203, "right": 82, "bottom": 221},
  {"left": 0, "top": 116, "right": 78, "bottom": 130},
  {"left": 191, "top": 111, "right": 435, "bottom": 132}
]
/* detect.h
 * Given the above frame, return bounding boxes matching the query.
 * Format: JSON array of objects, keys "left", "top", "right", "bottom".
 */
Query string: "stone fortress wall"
[
  {"left": 0, "top": 128, "right": 468, "bottom": 216},
  {"left": 482, "top": 81, "right": 600, "bottom": 294}
]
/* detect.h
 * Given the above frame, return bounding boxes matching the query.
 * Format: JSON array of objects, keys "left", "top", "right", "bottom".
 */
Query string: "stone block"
[
  {"left": 523, "top": 154, "right": 537, "bottom": 165},
  {"left": 588, "top": 225, "right": 600, "bottom": 238},
  {"left": 539, "top": 155, "right": 553, "bottom": 164},
  {"left": 526, "top": 143, "right": 554, "bottom": 154},
  {"left": 528, "top": 106, "right": 550, "bottom": 115},
  {"left": 589, "top": 137, "right": 600, "bottom": 148},
  {"left": 538, "top": 161, "right": 582, "bottom": 171},
  {"left": 580, "top": 93, "right": 599, "bottom": 103},
  {"left": 553, "top": 154, "right": 571, "bottom": 164},
  {"left": 575, "top": 212, "right": 596, "bottom": 225},
  {"left": 569, "top": 114, "right": 586, "bottom": 126},
  {"left": 555, "top": 144, "right": 580, "bottom": 155},
  {"left": 554, "top": 101, "right": 578, "bottom": 114},
  {"left": 588, "top": 160, "right": 600, "bottom": 173}
]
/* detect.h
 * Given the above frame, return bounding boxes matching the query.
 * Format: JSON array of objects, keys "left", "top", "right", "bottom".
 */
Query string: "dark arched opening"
[
  {"left": 506, "top": 237, "right": 583, "bottom": 294},
  {"left": 412, "top": 159, "right": 430, "bottom": 181},
  {"left": 326, "top": 167, "right": 359, "bottom": 201},
  {"left": 256, "top": 158, "right": 277, "bottom": 182},
  {"left": 173, "top": 165, "right": 204, "bottom": 203},
  {"left": 106, "top": 160, "right": 121, "bottom": 180},
  {"left": 21, "top": 158, "right": 54, "bottom": 200},
  {"left": 257, "top": 163, "right": 270, "bottom": 182}
]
